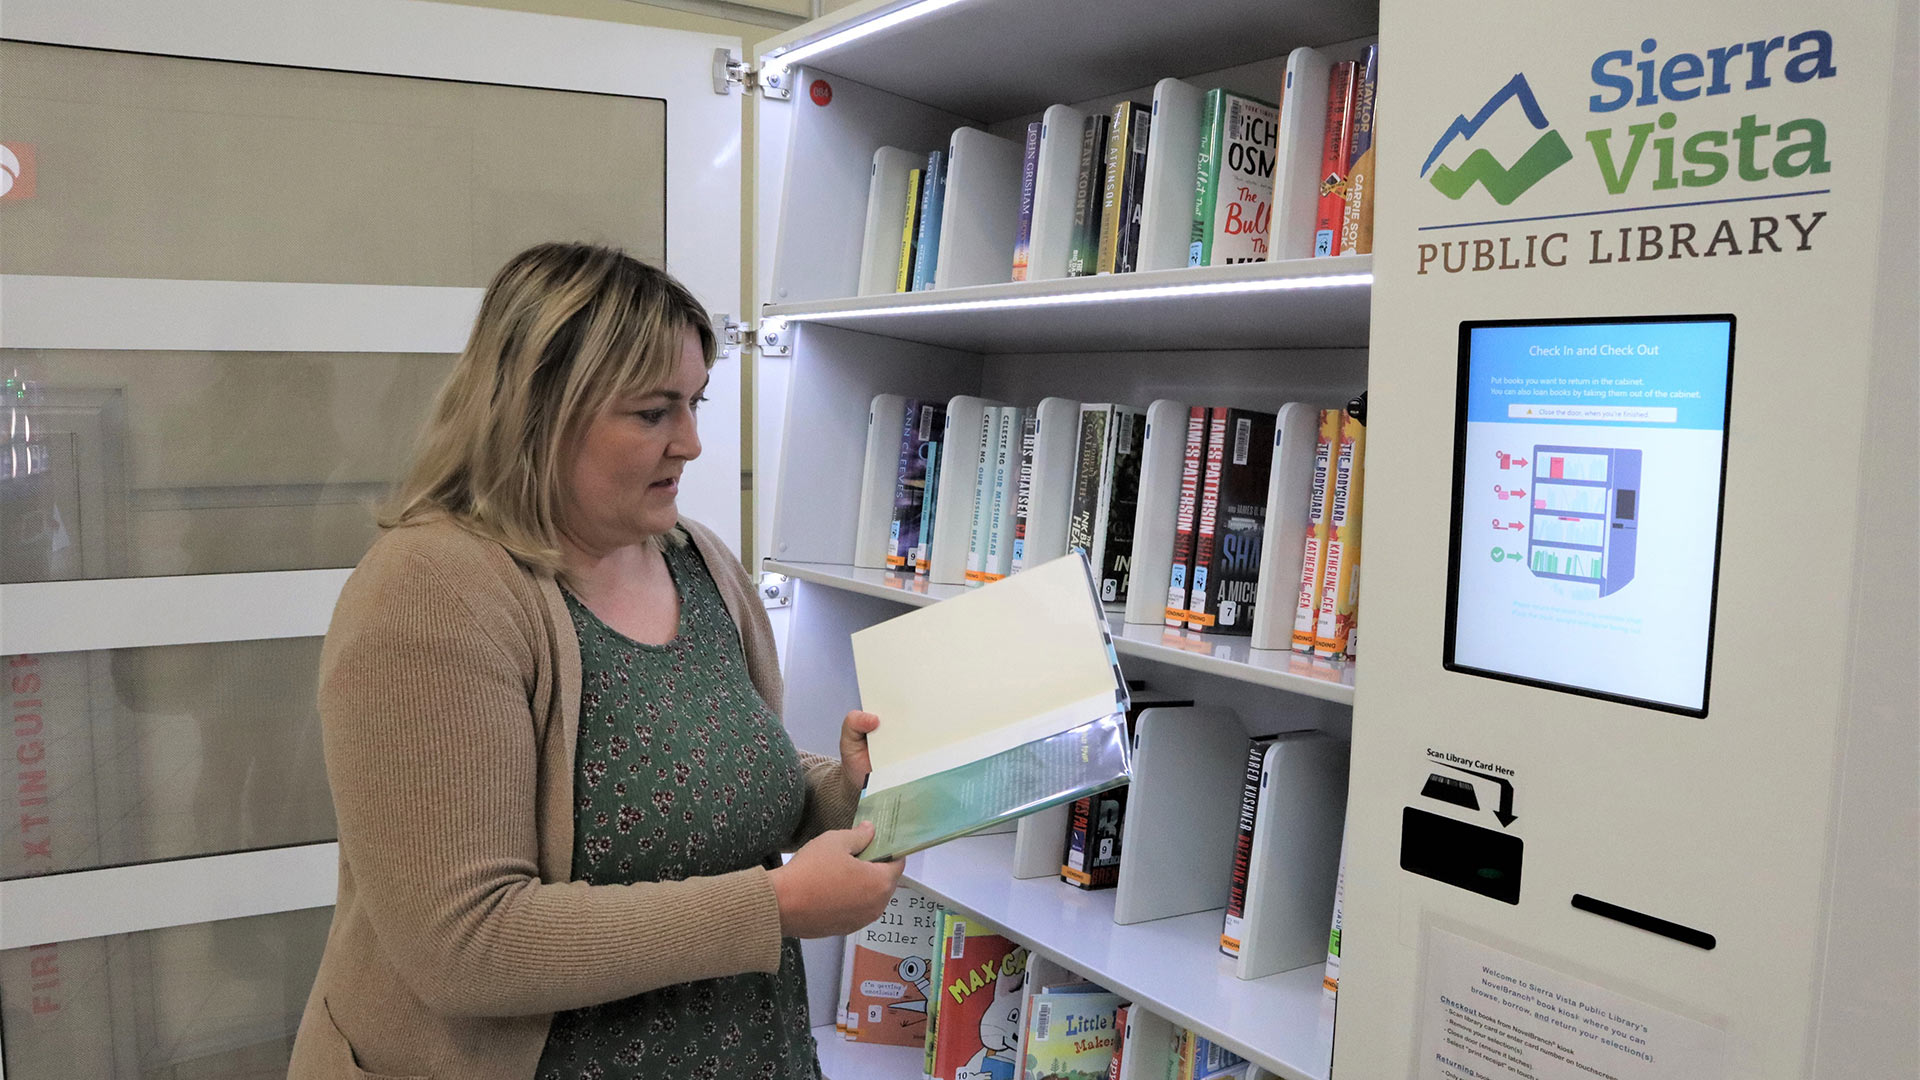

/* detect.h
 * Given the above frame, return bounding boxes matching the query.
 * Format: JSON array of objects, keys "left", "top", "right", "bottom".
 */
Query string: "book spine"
[
  {"left": 1324, "top": 837, "right": 1347, "bottom": 998},
  {"left": 1315, "top": 413, "right": 1366, "bottom": 657},
  {"left": 1207, "top": 92, "right": 1280, "bottom": 265},
  {"left": 1096, "top": 102, "right": 1135, "bottom": 274},
  {"left": 897, "top": 168, "right": 923, "bottom": 292},
  {"left": 1087, "top": 406, "right": 1118, "bottom": 590},
  {"left": 1221, "top": 738, "right": 1269, "bottom": 956},
  {"left": 917, "top": 439, "right": 942, "bottom": 574},
  {"left": 1066, "top": 405, "right": 1108, "bottom": 568},
  {"left": 886, "top": 399, "right": 920, "bottom": 568},
  {"left": 1060, "top": 795, "right": 1094, "bottom": 885},
  {"left": 914, "top": 150, "right": 947, "bottom": 290},
  {"left": 1165, "top": 406, "right": 1208, "bottom": 626},
  {"left": 1010, "top": 411, "right": 1039, "bottom": 573},
  {"left": 1292, "top": 409, "right": 1342, "bottom": 650},
  {"left": 983, "top": 406, "right": 1021, "bottom": 581},
  {"left": 1011, "top": 121, "right": 1042, "bottom": 281},
  {"left": 1205, "top": 409, "right": 1275, "bottom": 635},
  {"left": 1338, "top": 46, "right": 1379, "bottom": 257},
  {"left": 966, "top": 407, "right": 1003, "bottom": 583},
  {"left": 1190, "top": 88, "right": 1224, "bottom": 267},
  {"left": 1097, "top": 407, "right": 1142, "bottom": 604},
  {"left": 1115, "top": 105, "right": 1152, "bottom": 273},
  {"left": 1108, "top": 1006, "right": 1128, "bottom": 1080},
  {"left": 1313, "top": 61, "right": 1357, "bottom": 258},
  {"left": 1067, "top": 114, "right": 1110, "bottom": 277},
  {"left": 1186, "top": 407, "right": 1229, "bottom": 631}
]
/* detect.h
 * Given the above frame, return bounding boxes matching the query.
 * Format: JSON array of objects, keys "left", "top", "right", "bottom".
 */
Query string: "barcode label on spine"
[
  {"left": 919, "top": 405, "right": 936, "bottom": 441},
  {"left": 949, "top": 921, "right": 967, "bottom": 958},
  {"left": 1034, "top": 1001, "right": 1052, "bottom": 1041},
  {"left": 1233, "top": 417, "right": 1253, "bottom": 465}
]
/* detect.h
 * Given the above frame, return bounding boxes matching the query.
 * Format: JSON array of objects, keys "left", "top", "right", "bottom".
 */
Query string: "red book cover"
[
  {"left": 1313, "top": 61, "right": 1358, "bottom": 257},
  {"left": 931, "top": 919, "right": 1028, "bottom": 1080},
  {"left": 1164, "top": 406, "right": 1210, "bottom": 627},
  {"left": 1107, "top": 1005, "right": 1130, "bottom": 1080},
  {"left": 1186, "top": 407, "right": 1230, "bottom": 631}
]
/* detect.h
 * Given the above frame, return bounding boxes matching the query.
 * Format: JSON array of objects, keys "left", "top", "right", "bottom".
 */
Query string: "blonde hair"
[{"left": 383, "top": 242, "right": 716, "bottom": 572}]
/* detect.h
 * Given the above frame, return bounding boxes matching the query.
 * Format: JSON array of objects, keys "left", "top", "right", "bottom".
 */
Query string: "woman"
[{"left": 289, "top": 243, "right": 903, "bottom": 1080}]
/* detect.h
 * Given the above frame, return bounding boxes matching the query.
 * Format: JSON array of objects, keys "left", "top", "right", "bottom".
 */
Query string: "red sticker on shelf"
[
  {"left": 1, "top": 143, "right": 37, "bottom": 202},
  {"left": 810, "top": 79, "right": 832, "bottom": 106}
]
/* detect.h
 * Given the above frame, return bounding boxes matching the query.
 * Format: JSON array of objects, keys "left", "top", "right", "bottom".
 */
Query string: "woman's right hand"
[{"left": 767, "top": 822, "right": 905, "bottom": 937}]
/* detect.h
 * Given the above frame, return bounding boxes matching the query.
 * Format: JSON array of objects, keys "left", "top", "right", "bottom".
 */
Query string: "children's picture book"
[
  {"left": 1022, "top": 986, "right": 1124, "bottom": 1080},
  {"left": 844, "top": 886, "right": 941, "bottom": 1047},
  {"left": 931, "top": 915, "right": 1029, "bottom": 1080}
]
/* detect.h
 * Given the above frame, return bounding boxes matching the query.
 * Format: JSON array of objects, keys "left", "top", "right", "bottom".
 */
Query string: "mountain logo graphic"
[{"left": 1421, "top": 74, "right": 1573, "bottom": 206}]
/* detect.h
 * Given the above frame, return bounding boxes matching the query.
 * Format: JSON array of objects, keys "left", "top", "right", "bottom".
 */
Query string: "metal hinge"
[
  {"left": 715, "top": 313, "right": 753, "bottom": 358},
  {"left": 758, "top": 571, "right": 792, "bottom": 608},
  {"left": 712, "top": 48, "right": 792, "bottom": 99},
  {"left": 757, "top": 317, "right": 792, "bottom": 357}
]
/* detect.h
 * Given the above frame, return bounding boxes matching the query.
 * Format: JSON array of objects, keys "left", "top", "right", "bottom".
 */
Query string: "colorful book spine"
[
  {"left": 1093, "top": 406, "right": 1144, "bottom": 604},
  {"left": 1204, "top": 409, "right": 1276, "bottom": 635},
  {"left": 1186, "top": 407, "right": 1229, "bottom": 631},
  {"left": 1313, "top": 61, "right": 1357, "bottom": 258},
  {"left": 1107, "top": 1004, "right": 1129, "bottom": 1080},
  {"left": 1190, "top": 89, "right": 1279, "bottom": 266},
  {"left": 1066, "top": 405, "right": 1109, "bottom": 567},
  {"left": 1025, "top": 989, "right": 1123, "bottom": 1079},
  {"left": 913, "top": 150, "right": 948, "bottom": 290},
  {"left": 1010, "top": 411, "right": 1039, "bottom": 573},
  {"left": 1060, "top": 787, "right": 1126, "bottom": 890},
  {"left": 983, "top": 405, "right": 1022, "bottom": 582},
  {"left": 966, "top": 406, "right": 1006, "bottom": 584},
  {"left": 1114, "top": 103, "right": 1153, "bottom": 273},
  {"left": 1096, "top": 102, "right": 1147, "bottom": 274},
  {"left": 929, "top": 916, "right": 1028, "bottom": 1080},
  {"left": 1292, "top": 409, "right": 1342, "bottom": 651},
  {"left": 1066, "top": 113, "right": 1111, "bottom": 277},
  {"left": 1337, "top": 46, "right": 1379, "bottom": 257},
  {"left": 1011, "top": 120, "right": 1042, "bottom": 281},
  {"left": 892, "top": 401, "right": 945, "bottom": 569},
  {"left": 886, "top": 399, "right": 919, "bottom": 569},
  {"left": 1314, "top": 411, "right": 1365, "bottom": 657},
  {"left": 925, "top": 909, "right": 949, "bottom": 1076},
  {"left": 917, "top": 440, "right": 942, "bottom": 575},
  {"left": 846, "top": 886, "right": 940, "bottom": 1047},
  {"left": 1221, "top": 736, "right": 1277, "bottom": 956},
  {"left": 897, "top": 168, "right": 924, "bottom": 292},
  {"left": 1324, "top": 838, "right": 1347, "bottom": 1000},
  {"left": 1165, "top": 406, "right": 1209, "bottom": 627}
]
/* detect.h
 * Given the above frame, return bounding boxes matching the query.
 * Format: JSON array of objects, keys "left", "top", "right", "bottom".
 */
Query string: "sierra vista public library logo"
[{"left": 1421, "top": 74, "right": 1573, "bottom": 207}]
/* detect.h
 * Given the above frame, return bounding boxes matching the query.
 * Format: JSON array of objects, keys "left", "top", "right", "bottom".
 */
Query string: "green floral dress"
[{"left": 535, "top": 538, "right": 821, "bottom": 1080}]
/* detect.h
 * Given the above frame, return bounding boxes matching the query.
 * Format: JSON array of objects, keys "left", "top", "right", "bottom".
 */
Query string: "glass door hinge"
[{"left": 712, "top": 48, "right": 792, "bottom": 99}]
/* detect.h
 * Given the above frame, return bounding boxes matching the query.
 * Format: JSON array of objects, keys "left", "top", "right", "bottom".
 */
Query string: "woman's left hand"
[{"left": 840, "top": 710, "right": 879, "bottom": 800}]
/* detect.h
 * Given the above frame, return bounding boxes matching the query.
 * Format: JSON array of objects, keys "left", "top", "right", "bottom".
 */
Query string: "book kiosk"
[{"left": 1341, "top": 2, "right": 1916, "bottom": 1079}]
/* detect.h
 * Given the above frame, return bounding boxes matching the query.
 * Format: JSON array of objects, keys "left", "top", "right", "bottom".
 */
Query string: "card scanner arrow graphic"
[{"left": 1442, "top": 763, "right": 1517, "bottom": 828}]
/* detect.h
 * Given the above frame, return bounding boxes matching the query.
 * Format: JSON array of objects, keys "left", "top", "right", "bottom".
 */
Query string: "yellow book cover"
[
  {"left": 1291, "top": 409, "right": 1342, "bottom": 651},
  {"left": 897, "top": 168, "right": 923, "bottom": 293},
  {"left": 1095, "top": 101, "right": 1132, "bottom": 275},
  {"left": 1314, "top": 414, "right": 1366, "bottom": 657}
]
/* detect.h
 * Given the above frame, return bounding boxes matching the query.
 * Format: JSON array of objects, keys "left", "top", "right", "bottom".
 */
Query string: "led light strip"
[
  {"left": 764, "top": 0, "right": 973, "bottom": 70},
  {"left": 777, "top": 272, "right": 1373, "bottom": 322}
]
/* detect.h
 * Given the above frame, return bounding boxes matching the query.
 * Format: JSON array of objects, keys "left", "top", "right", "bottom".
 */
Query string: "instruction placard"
[{"left": 1418, "top": 928, "right": 1725, "bottom": 1080}]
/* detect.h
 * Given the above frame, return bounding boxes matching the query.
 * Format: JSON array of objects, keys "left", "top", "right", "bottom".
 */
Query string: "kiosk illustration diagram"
[{"left": 1526, "top": 445, "right": 1639, "bottom": 597}]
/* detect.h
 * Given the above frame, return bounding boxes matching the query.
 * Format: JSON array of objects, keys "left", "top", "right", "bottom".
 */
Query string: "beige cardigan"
[{"left": 288, "top": 518, "right": 856, "bottom": 1080}]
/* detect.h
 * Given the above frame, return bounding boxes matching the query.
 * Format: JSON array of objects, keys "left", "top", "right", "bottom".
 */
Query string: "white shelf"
[
  {"left": 764, "top": 256, "right": 1372, "bottom": 354},
  {"left": 766, "top": 560, "right": 1357, "bottom": 706},
  {"left": 758, "top": 0, "right": 1377, "bottom": 124},
  {"left": 814, "top": 1024, "right": 925, "bottom": 1080},
  {"left": 899, "top": 832, "right": 1332, "bottom": 1080}
]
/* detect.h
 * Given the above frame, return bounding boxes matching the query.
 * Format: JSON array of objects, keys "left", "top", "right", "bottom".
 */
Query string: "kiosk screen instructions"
[{"left": 1445, "top": 316, "right": 1734, "bottom": 716}]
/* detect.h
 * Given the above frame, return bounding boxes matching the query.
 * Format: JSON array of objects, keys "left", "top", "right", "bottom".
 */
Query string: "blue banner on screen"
[{"left": 1445, "top": 316, "right": 1735, "bottom": 716}]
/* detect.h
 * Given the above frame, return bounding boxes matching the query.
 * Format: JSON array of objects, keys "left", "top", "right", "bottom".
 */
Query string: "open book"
[{"left": 852, "top": 552, "right": 1133, "bottom": 860}]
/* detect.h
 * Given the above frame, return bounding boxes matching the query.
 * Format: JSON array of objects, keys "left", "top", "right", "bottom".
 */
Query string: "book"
[
  {"left": 1023, "top": 987, "right": 1124, "bottom": 1080},
  {"left": 983, "top": 405, "right": 1024, "bottom": 582},
  {"left": 1337, "top": 46, "right": 1379, "bottom": 257},
  {"left": 966, "top": 406, "right": 1007, "bottom": 584},
  {"left": 1066, "top": 112, "right": 1112, "bottom": 277},
  {"left": 1096, "top": 102, "right": 1150, "bottom": 275},
  {"left": 1065, "top": 406, "right": 1108, "bottom": 570},
  {"left": 859, "top": 147, "right": 926, "bottom": 296},
  {"left": 838, "top": 934, "right": 858, "bottom": 1036},
  {"left": 1220, "top": 736, "right": 1278, "bottom": 957},
  {"left": 1292, "top": 409, "right": 1342, "bottom": 651},
  {"left": 915, "top": 149, "right": 949, "bottom": 290},
  {"left": 1325, "top": 836, "right": 1347, "bottom": 1001},
  {"left": 1107, "top": 1005, "right": 1129, "bottom": 1080},
  {"left": 1010, "top": 411, "right": 1040, "bottom": 572},
  {"left": 1017, "top": 398, "right": 1086, "bottom": 573},
  {"left": 1060, "top": 786, "right": 1127, "bottom": 890},
  {"left": 1083, "top": 404, "right": 1145, "bottom": 604},
  {"left": 1314, "top": 406, "right": 1365, "bottom": 657},
  {"left": 1113, "top": 102, "right": 1153, "bottom": 273},
  {"left": 1189, "top": 89, "right": 1278, "bottom": 267},
  {"left": 889, "top": 400, "right": 944, "bottom": 569},
  {"left": 926, "top": 909, "right": 951, "bottom": 1076},
  {"left": 1164, "top": 407, "right": 1210, "bottom": 626},
  {"left": 898, "top": 167, "right": 925, "bottom": 291},
  {"left": 930, "top": 915, "right": 1029, "bottom": 1080},
  {"left": 1312, "top": 61, "right": 1357, "bottom": 258},
  {"left": 917, "top": 439, "right": 943, "bottom": 575},
  {"left": 1012, "top": 121, "right": 1043, "bottom": 281},
  {"left": 855, "top": 394, "right": 911, "bottom": 570},
  {"left": 1169, "top": 1029, "right": 1248, "bottom": 1080},
  {"left": 1200, "top": 409, "right": 1276, "bottom": 635},
  {"left": 851, "top": 553, "right": 1133, "bottom": 861},
  {"left": 1270, "top": 46, "right": 1336, "bottom": 261},
  {"left": 1186, "top": 407, "right": 1229, "bottom": 632},
  {"left": 1248, "top": 402, "right": 1323, "bottom": 650},
  {"left": 847, "top": 886, "right": 941, "bottom": 1047}
]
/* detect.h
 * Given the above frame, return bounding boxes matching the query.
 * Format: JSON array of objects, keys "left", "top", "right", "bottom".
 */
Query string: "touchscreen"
[{"left": 1444, "top": 316, "right": 1734, "bottom": 716}]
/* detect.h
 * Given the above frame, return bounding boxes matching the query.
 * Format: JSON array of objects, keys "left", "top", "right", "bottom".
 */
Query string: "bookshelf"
[{"left": 758, "top": 2, "right": 1379, "bottom": 1078}]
